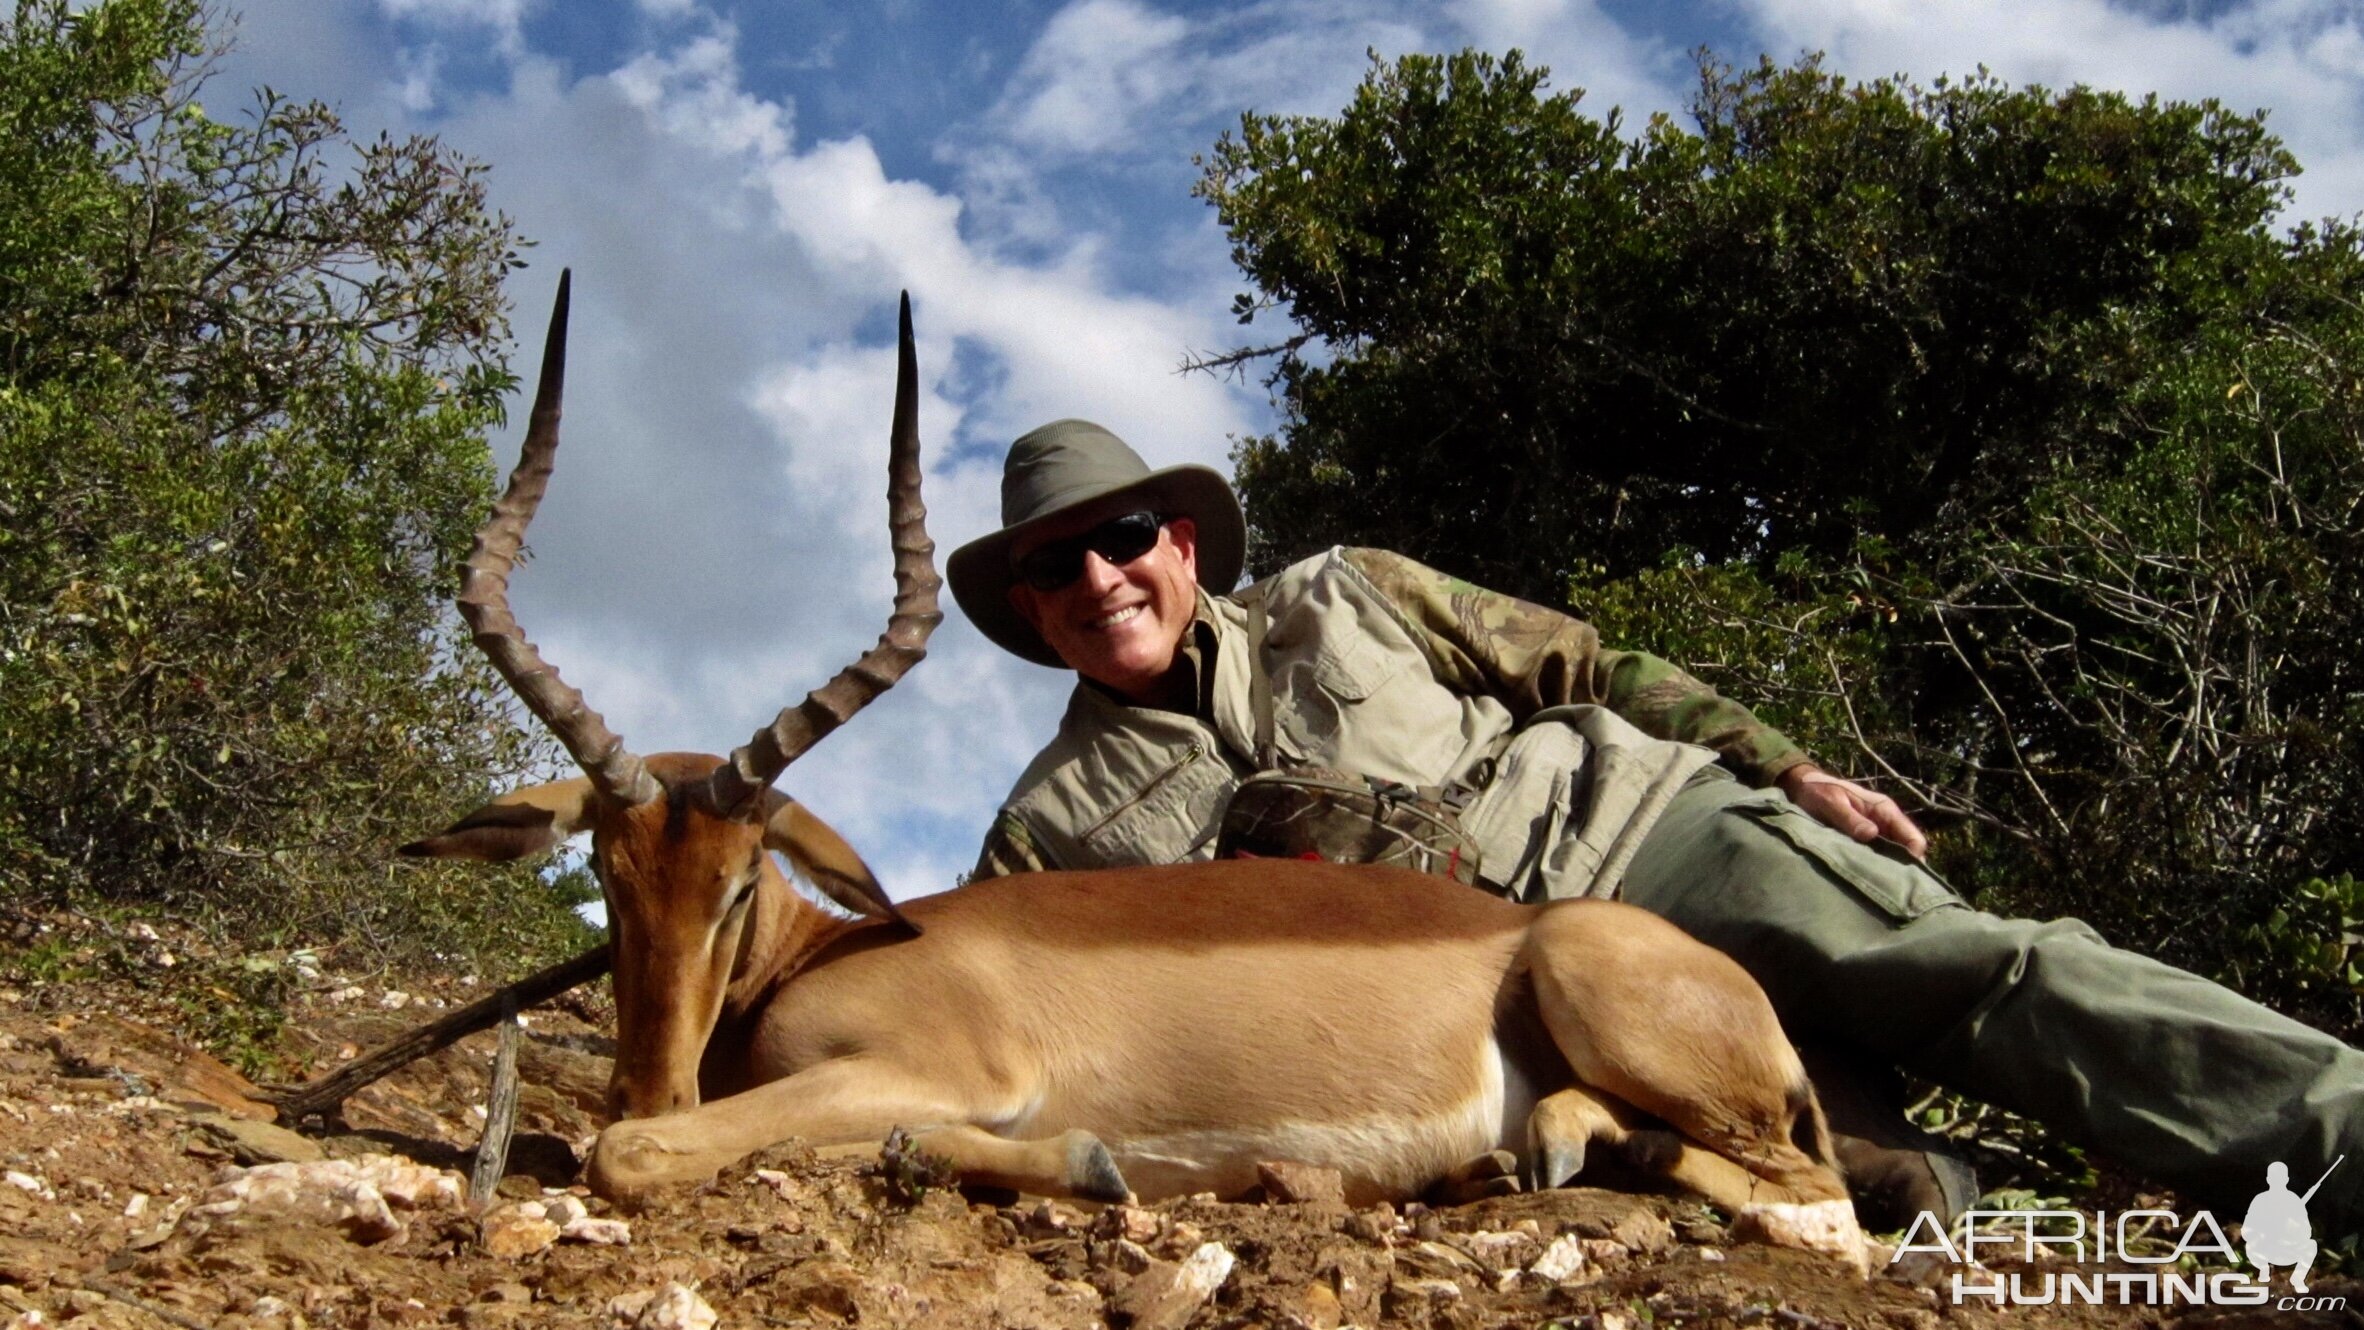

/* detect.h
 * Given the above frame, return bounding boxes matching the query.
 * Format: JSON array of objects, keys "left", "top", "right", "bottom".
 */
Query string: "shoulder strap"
[{"left": 1242, "top": 584, "right": 1278, "bottom": 772}]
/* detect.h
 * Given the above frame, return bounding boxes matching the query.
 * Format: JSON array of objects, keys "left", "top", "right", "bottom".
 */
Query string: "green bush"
[{"left": 0, "top": 0, "right": 592, "bottom": 967}]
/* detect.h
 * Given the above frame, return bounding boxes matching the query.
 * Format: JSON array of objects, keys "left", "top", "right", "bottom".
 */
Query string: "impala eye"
[{"left": 725, "top": 865, "right": 760, "bottom": 910}]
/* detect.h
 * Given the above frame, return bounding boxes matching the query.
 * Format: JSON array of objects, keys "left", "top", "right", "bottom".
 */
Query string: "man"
[
  {"left": 2244, "top": 1161, "right": 2323, "bottom": 1291},
  {"left": 947, "top": 418, "right": 2364, "bottom": 1237}
]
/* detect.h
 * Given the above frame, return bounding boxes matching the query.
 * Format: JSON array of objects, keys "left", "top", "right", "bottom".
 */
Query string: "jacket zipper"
[{"left": 1079, "top": 742, "right": 1207, "bottom": 844}]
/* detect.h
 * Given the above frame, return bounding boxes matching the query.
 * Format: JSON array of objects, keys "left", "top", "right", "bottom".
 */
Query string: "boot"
[{"left": 1801, "top": 1045, "right": 1979, "bottom": 1233}]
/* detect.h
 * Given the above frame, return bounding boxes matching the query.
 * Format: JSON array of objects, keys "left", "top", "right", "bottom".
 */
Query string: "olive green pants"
[{"left": 1618, "top": 771, "right": 2364, "bottom": 1236}]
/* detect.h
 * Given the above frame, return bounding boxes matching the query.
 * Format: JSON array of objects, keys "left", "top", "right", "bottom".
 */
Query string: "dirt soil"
[{"left": 0, "top": 920, "right": 2351, "bottom": 1330}]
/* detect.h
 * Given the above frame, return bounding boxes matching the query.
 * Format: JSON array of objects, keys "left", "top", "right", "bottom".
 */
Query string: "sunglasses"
[{"left": 1014, "top": 511, "right": 1167, "bottom": 592}]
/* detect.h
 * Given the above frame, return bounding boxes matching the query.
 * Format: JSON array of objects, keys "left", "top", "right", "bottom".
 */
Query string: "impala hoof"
[
  {"left": 1064, "top": 1131, "right": 1133, "bottom": 1204},
  {"left": 1531, "top": 1139, "right": 1586, "bottom": 1191},
  {"left": 1427, "top": 1149, "right": 1524, "bottom": 1206}
]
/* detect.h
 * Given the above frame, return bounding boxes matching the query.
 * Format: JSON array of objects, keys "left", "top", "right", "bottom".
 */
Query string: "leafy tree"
[
  {"left": 1201, "top": 50, "right": 2299, "bottom": 598},
  {"left": 1202, "top": 50, "right": 2364, "bottom": 1034},
  {"left": 0, "top": 0, "right": 591, "bottom": 964}
]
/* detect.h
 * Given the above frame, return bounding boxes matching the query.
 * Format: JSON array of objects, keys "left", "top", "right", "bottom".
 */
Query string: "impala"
[{"left": 404, "top": 276, "right": 1861, "bottom": 1260}]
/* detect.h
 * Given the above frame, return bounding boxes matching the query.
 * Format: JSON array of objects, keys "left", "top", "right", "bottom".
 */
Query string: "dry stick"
[
  {"left": 71, "top": 1276, "right": 218, "bottom": 1330},
  {"left": 469, "top": 994, "right": 524, "bottom": 1206},
  {"left": 258, "top": 945, "right": 609, "bottom": 1127}
]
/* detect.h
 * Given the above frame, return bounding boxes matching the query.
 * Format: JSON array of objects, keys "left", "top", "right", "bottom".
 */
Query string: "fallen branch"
[
  {"left": 469, "top": 995, "right": 524, "bottom": 1206},
  {"left": 258, "top": 945, "right": 609, "bottom": 1127},
  {"left": 71, "top": 1275, "right": 218, "bottom": 1330}
]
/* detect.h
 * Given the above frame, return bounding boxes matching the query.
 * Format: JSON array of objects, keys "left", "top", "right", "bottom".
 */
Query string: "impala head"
[{"left": 401, "top": 273, "right": 941, "bottom": 1120}]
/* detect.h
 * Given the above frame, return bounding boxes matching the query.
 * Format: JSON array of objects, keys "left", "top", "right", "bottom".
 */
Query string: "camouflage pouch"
[
  {"left": 1212, "top": 585, "right": 1484, "bottom": 886},
  {"left": 1215, "top": 767, "right": 1484, "bottom": 886}
]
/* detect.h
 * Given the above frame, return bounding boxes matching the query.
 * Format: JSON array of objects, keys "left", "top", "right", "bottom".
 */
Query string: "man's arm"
[
  {"left": 1343, "top": 547, "right": 1925, "bottom": 855},
  {"left": 969, "top": 811, "right": 1052, "bottom": 882}
]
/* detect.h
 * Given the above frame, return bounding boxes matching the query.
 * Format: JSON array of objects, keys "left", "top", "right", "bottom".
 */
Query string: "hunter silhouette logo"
[{"left": 2244, "top": 1156, "right": 2340, "bottom": 1292}]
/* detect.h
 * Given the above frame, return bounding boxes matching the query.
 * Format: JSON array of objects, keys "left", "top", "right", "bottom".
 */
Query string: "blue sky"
[{"left": 209, "top": 0, "right": 2364, "bottom": 904}]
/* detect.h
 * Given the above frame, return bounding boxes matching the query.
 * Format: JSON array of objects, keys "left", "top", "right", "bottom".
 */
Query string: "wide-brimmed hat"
[{"left": 949, "top": 419, "right": 1246, "bottom": 668}]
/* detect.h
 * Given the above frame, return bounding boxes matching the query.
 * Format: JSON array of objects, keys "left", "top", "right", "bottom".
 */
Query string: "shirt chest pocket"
[
  {"left": 1276, "top": 634, "right": 1407, "bottom": 750},
  {"left": 1077, "top": 744, "right": 1238, "bottom": 866}
]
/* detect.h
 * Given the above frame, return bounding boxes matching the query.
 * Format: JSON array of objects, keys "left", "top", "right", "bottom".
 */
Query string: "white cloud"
[
  {"left": 1446, "top": 0, "right": 1690, "bottom": 122},
  {"left": 611, "top": 29, "right": 791, "bottom": 158},
  {"left": 1001, "top": 0, "right": 1195, "bottom": 154},
  {"left": 1739, "top": 0, "right": 2364, "bottom": 223},
  {"left": 375, "top": 0, "right": 536, "bottom": 55},
  {"left": 992, "top": 0, "right": 1429, "bottom": 161}
]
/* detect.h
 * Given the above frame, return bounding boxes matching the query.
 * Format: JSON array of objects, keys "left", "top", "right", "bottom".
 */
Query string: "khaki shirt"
[{"left": 972, "top": 547, "right": 1808, "bottom": 896}]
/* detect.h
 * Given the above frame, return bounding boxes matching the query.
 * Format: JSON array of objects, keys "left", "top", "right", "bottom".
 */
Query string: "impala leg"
[
  {"left": 590, "top": 1055, "right": 966, "bottom": 1199},
  {"left": 1526, "top": 1084, "right": 1625, "bottom": 1190},
  {"left": 1529, "top": 1084, "right": 1806, "bottom": 1213},
  {"left": 587, "top": 1056, "right": 1133, "bottom": 1204},
  {"left": 901, "top": 1124, "right": 1133, "bottom": 1204},
  {"left": 1523, "top": 901, "right": 1849, "bottom": 1208}
]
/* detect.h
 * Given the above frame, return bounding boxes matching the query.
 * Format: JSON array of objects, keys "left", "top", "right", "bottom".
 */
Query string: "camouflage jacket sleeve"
[
  {"left": 968, "top": 811, "right": 1052, "bottom": 881},
  {"left": 1340, "top": 547, "right": 1811, "bottom": 785}
]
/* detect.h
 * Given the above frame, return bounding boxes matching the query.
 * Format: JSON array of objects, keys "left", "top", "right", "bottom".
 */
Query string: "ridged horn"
[
  {"left": 708, "top": 291, "right": 942, "bottom": 815},
  {"left": 457, "top": 270, "right": 660, "bottom": 808}
]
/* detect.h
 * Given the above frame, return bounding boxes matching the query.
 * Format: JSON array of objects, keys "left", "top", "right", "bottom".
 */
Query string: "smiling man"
[{"left": 947, "top": 417, "right": 2364, "bottom": 1238}]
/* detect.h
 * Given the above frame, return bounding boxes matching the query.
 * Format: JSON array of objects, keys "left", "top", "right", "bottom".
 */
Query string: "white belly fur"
[{"left": 1102, "top": 1038, "right": 1518, "bottom": 1205}]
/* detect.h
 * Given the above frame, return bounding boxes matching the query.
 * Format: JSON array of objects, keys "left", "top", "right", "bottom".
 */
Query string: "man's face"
[{"left": 1007, "top": 510, "right": 1200, "bottom": 702}]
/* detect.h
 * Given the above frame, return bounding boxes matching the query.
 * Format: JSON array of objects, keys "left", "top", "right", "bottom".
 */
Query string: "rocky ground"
[{"left": 0, "top": 912, "right": 2351, "bottom": 1330}]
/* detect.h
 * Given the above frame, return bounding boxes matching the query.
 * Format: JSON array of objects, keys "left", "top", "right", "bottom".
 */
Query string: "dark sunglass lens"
[
  {"left": 1017, "top": 543, "right": 1084, "bottom": 592},
  {"left": 1089, "top": 512, "right": 1163, "bottom": 564},
  {"left": 1016, "top": 512, "right": 1164, "bottom": 592}
]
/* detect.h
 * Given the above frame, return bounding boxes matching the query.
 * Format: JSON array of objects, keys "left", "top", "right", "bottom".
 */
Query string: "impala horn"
[
  {"left": 706, "top": 293, "right": 940, "bottom": 929},
  {"left": 457, "top": 270, "right": 661, "bottom": 809}
]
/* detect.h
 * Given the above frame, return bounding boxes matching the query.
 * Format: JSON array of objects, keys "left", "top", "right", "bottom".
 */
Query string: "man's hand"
[{"left": 1776, "top": 764, "right": 1928, "bottom": 860}]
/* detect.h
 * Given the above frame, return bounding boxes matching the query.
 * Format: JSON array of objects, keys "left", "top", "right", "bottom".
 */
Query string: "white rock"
[
  {"left": 609, "top": 1284, "right": 717, "bottom": 1330},
  {"left": 1528, "top": 1233, "right": 1589, "bottom": 1283},
  {"left": 360, "top": 1157, "right": 467, "bottom": 1210},
  {"left": 1460, "top": 1229, "right": 1540, "bottom": 1270},
  {"left": 563, "top": 1215, "right": 633, "bottom": 1246},
  {"left": 378, "top": 990, "right": 411, "bottom": 1010},
  {"left": 327, "top": 986, "right": 366, "bottom": 1003},
  {"left": 123, "top": 1193, "right": 148, "bottom": 1219},
  {"left": 1174, "top": 1243, "right": 1235, "bottom": 1303},
  {"left": 3, "top": 1171, "right": 51, "bottom": 1199},
  {"left": 1733, "top": 1198, "right": 1869, "bottom": 1275},
  {"left": 194, "top": 1155, "right": 466, "bottom": 1246}
]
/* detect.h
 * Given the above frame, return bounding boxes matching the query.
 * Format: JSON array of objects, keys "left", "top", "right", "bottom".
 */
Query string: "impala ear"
[
  {"left": 401, "top": 778, "right": 598, "bottom": 861},
  {"left": 761, "top": 793, "right": 918, "bottom": 934}
]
